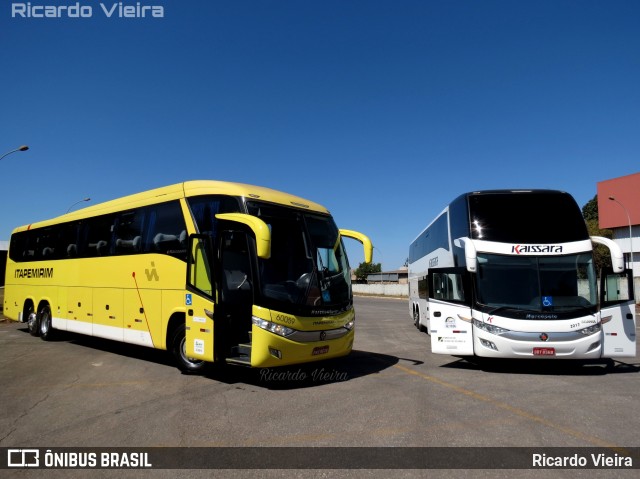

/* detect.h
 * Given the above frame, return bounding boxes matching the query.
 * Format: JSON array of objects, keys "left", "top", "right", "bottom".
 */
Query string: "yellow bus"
[{"left": 3, "top": 181, "right": 372, "bottom": 373}]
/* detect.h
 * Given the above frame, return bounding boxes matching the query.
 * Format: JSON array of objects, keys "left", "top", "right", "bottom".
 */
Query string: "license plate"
[
  {"left": 533, "top": 347, "right": 555, "bottom": 356},
  {"left": 312, "top": 346, "right": 329, "bottom": 356}
]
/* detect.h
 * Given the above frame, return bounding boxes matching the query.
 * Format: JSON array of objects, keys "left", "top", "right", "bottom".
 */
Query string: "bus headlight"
[
  {"left": 252, "top": 316, "right": 295, "bottom": 338},
  {"left": 577, "top": 322, "right": 602, "bottom": 336},
  {"left": 473, "top": 318, "right": 510, "bottom": 336},
  {"left": 344, "top": 319, "right": 355, "bottom": 331}
]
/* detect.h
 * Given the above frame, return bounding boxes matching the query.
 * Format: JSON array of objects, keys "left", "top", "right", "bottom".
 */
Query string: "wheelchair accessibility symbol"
[{"left": 542, "top": 296, "right": 553, "bottom": 307}]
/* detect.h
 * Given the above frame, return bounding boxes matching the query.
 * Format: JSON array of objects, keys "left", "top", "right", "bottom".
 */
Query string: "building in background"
[
  {"left": 597, "top": 172, "right": 639, "bottom": 299},
  {"left": 366, "top": 267, "right": 408, "bottom": 284}
]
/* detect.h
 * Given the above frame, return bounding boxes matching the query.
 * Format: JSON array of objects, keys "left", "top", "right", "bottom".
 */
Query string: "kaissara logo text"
[{"left": 512, "top": 245, "right": 563, "bottom": 254}]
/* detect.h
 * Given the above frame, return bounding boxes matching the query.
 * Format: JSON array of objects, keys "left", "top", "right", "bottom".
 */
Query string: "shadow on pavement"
[{"left": 442, "top": 356, "right": 640, "bottom": 375}]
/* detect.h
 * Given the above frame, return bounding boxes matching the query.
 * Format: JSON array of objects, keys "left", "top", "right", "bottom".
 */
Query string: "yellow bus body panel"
[{"left": 250, "top": 305, "right": 355, "bottom": 368}]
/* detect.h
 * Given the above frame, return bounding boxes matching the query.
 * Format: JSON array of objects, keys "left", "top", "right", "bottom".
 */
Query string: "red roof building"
[{"left": 597, "top": 172, "right": 639, "bottom": 295}]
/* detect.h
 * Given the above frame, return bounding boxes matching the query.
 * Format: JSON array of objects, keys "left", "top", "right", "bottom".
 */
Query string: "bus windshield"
[
  {"left": 475, "top": 253, "right": 598, "bottom": 317},
  {"left": 246, "top": 201, "right": 352, "bottom": 315}
]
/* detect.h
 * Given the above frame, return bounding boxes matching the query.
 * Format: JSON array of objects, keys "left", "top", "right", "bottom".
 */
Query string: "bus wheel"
[
  {"left": 413, "top": 308, "right": 422, "bottom": 331},
  {"left": 27, "top": 304, "right": 39, "bottom": 337},
  {"left": 417, "top": 310, "right": 427, "bottom": 333},
  {"left": 171, "top": 324, "right": 207, "bottom": 374},
  {"left": 38, "top": 303, "right": 54, "bottom": 341}
]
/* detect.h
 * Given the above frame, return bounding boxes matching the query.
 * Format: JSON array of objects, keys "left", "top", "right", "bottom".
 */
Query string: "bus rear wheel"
[
  {"left": 414, "top": 308, "right": 424, "bottom": 332},
  {"left": 38, "top": 303, "right": 54, "bottom": 341},
  {"left": 170, "top": 324, "right": 207, "bottom": 374},
  {"left": 27, "top": 304, "right": 39, "bottom": 337}
]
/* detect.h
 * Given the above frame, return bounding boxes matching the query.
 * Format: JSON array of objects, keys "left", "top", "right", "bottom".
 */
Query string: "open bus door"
[
  {"left": 185, "top": 234, "right": 216, "bottom": 363},
  {"left": 600, "top": 268, "right": 636, "bottom": 358},
  {"left": 428, "top": 267, "right": 474, "bottom": 355}
]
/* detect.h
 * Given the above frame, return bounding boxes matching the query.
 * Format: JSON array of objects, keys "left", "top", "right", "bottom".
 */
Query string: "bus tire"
[
  {"left": 26, "top": 303, "right": 39, "bottom": 337},
  {"left": 38, "top": 303, "right": 54, "bottom": 341},
  {"left": 170, "top": 323, "right": 207, "bottom": 374},
  {"left": 414, "top": 308, "right": 425, "bottom": 332}
]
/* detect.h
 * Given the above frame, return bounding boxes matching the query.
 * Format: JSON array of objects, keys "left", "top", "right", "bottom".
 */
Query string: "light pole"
[
  {"left": 608, "top": 196, "right": 634, "bottom": 272},
  {"left": 66, "top": 197, "right": 91, "bottom": 213},
  {"left": 0, "top": 145, "right": 29, "bottom": 162},
  {"left": 373, "top": 246, "right": 384, "bottom": 282}
]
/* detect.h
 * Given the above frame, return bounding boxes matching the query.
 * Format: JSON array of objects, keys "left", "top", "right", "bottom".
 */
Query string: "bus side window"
[
  {"left": 114, "top": 209, "right": 145, "bottom": 254},
  {"left": 433, "top": 273, "right": 453, "bottom": 300},
  {"left": 60, "top": 222, "right": 80, "bottom": 258},
  {"left": 431, "top": 270, "right": 468, "bottom": 304},
  {"left": 189, "top": 236, "right": 214, "bottom": 297},
  {"left": 36, "top": 227, "right": 58, "bottom": 260},
  {"left": 602, "top": 270, "right": 633, "bottom": 306},
  {"left": 418, "top": 277, "right": 428, "bottom": 300},
  {"left": 148, "top": 201, "right": 188, "bottom": 259},
  {"left": 83, "top": 214, "right": 115, "bottom": 257}
]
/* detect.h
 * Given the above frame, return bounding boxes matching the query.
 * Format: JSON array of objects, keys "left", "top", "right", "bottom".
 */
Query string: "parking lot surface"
[{"left": 1, "top": 296, "right": 638, "bottom": 478}]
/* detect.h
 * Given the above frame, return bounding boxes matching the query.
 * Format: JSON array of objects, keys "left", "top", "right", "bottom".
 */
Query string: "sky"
[{"left": 2, "top": 0, "right": 639, "bottom": 270}]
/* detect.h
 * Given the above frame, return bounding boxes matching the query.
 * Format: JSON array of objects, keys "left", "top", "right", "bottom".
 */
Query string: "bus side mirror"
[
  {"left": 464, "top": 239, "right": 477, "bottom": 273},
  {"left": 454, "top": 237, "right": 477, "bottom": 273},
  {"left": 591, "top": 236, "right": 624, "bottom": 273},
  {"left": 339, "top": 229, "right": 373, "bottom": 263},
  {"left": 215, "top": 213, "right": 271, "bottom": 259}
]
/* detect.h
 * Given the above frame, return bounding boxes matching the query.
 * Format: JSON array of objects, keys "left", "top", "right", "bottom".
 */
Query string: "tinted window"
[
  {"left": 60, "top": 222, "right": 82, "bottom": 258},
  {"left": 188, "top": 196, "right": 241, "bottom": 236},
  {"left": 114, "top": 209, "right": 146, "bottom": 254},
  {"left": 148, "top": 201, "right": 188, "bottom": 259},
  {"left": 8, "top": 200, "right": 188, "bottom": 262},
  {"left": 468, "top": 192, "right": 588, "bottom": 243},
  {"left": 418, "top": 277, "right": 428, "bottom": 300},
  {"left": 82, "top": 214, "right": 116, "bottom": 257},
  {"left": 430, "top": 269, "right": 468, "bottom": 304}
]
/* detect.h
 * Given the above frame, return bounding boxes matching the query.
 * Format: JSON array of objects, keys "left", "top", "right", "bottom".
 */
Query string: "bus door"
[
  {"left": 185, "top": 234, "right": 216, "bottom": 362},
  {"left": 428, "top": 267, "right": 474, "bottom": 355},
  {"left": 600, "top": 268, "right": 636, "bottom": 357},
  {"left": 216, "top": 229, "right": 254, "bottom": 359}
]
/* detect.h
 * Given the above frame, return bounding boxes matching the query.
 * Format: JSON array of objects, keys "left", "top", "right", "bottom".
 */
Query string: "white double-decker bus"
[{"left": 408, "top": 190, "right": 636, "bottom": 359}]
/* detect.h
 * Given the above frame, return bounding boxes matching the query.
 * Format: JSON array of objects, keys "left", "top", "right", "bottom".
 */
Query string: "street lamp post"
[
  {"left": 373, "top": 246, "right": 384, "bottom": 283},
  {"left": 66, "top": 197, "right": 91, "bottom": 213},
  {"left": 608, "top": 196, "right": 635, "bottom": 272},
  {"left": 0, "top": 145, "right": 29, "bottom": 162}
]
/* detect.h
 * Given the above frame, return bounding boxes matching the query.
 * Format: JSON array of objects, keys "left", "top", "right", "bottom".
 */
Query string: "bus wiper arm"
[{"left": 487, "top": 305, "right": 527, "bottom": 315}]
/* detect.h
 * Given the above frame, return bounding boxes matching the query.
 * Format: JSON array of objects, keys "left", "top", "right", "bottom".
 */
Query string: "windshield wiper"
[{"left": 486, "top": 305, "right": 528, "bottom": 316}]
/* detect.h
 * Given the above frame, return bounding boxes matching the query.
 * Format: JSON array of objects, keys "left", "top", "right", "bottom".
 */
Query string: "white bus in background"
[{"left": 408, "top": 190, "right": 636, "bottom": 359}]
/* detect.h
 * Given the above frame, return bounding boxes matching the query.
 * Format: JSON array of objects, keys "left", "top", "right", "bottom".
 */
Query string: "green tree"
[
  {"left": 582, "top": 195, "right": 599, "bottom": 222},
  {"left": 353, "top": 262, "right": 382, "bottom": 282},
  {"left": 582, "top": 195, "right": 613, "bottom": 274}
]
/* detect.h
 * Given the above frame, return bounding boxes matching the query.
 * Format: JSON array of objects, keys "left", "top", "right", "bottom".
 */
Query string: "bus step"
[
  {"left": 226, "top": 343, "right": 252, "bottom": 366},
  {"left": 226, "top": 356, "right": 251, "bottom": 366},
  {"left": 234, "top": 343, "right": 252, "bottom": 356}
]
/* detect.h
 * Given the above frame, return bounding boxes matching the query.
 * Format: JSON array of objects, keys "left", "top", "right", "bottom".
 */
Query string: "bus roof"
[
  {"left": 463, "top": 189, "right": 570, "bottom": 197},
  {"left": 11, "top": 180, "right": 330, "bottom": 233}
]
